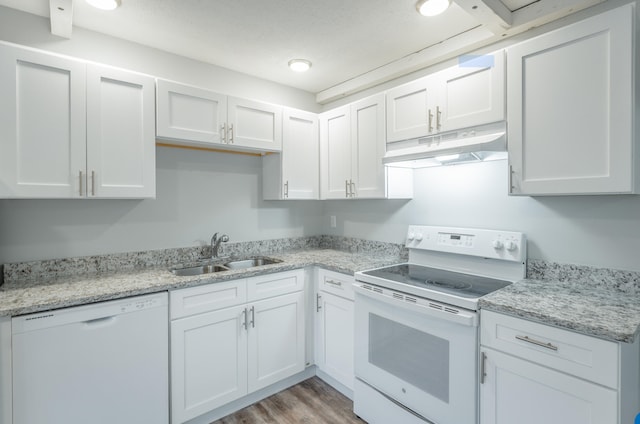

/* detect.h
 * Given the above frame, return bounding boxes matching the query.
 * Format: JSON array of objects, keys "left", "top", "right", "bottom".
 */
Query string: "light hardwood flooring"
[{"left": 212, "top": 377, "right": 366, "bottom": 424}]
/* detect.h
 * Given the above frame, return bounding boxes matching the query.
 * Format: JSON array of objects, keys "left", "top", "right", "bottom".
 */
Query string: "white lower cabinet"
[
  {"left": 314, "top": 269, "right": 355, "bottom": 392},
  {"left": 480, "top": 310, "right": 639, "bottom": 424},
  {"left": 481, "top": 347, "right": 617, "bottom": 424},
  {"left": 170, "top": 270, "right": 305, "bottom": 424}
]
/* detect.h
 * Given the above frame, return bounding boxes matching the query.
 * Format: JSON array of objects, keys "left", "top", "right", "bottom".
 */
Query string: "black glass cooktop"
[{"left": 362, "top": 264, "right": 512, "bottom": 299}]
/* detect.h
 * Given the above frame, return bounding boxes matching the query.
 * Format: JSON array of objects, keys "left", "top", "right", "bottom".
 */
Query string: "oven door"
[{"left": 354, "top": 283, "right": 478, "bottom": 424}]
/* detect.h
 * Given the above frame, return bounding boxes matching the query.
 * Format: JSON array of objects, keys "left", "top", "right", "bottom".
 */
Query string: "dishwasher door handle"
[{"left": 83, "top": 316, "right": 116, "bottom": 328}]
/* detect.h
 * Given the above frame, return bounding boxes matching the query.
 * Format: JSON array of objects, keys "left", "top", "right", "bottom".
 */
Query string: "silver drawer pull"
[
  {"left": 325, "top": 279, "right": 343, "bottom": 287},
  {"left": 516, "top": 335, "right": 558, "bottom": 351}
]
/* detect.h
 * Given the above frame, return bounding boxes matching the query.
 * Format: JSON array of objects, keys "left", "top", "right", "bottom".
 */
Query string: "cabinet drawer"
[
  {"left": 247, "top": 269, "right": 304, "bottom": 302},
  {"left": 481, "top": 310, "right": 619, "bottom": 388},
  {"left": 317, "top": 269, "right": 355, "bottom": 301},
  {"left": 170, "top": 279, "right": 247, "bottom": 320}
]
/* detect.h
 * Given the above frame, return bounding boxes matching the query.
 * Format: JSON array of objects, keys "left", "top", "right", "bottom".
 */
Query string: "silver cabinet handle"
[
  {"left": 284, "top": 180, "right": 289, "bottom": 198},
  {"left": 229, "top": 124, "right": 234, "bottom": 143},
  {"left": 242, "top": 308, "right": 247, "bottom": 330},
  {"left": 325, "top": 279, "right": 343, "bottom": 287},
  {"left": 480, "top": 351, "right": 487, "bottom": 384},
  {"left": 350, "top": 180, "right": 356, "bottom": 198},
  {"left": 509, "top": 165, "right": 516, "bottom": 194},
  {"left": 428, "top": 109, "right": 434, "bottom": 133},
  {"left": 316, "top": 293, "right": 322, "bottom": 312},
  {"left": 436, "top": 105, "right": 442, "bottom": 131},
  {"left": 79, "top": 170, "right": 83, "bottom": 196},
  {"left": 221, "top": 123, "right": 227, "bottom": 143},
  {"left": 250, "top": 305, "right": 255, "bottom": 328},
  {"left": 345, "top": 180, "right": 349, "bottom": 198},
  {"left": 91, "top": 170, "right": 95, "bottom": 196},
  {"left": 515, "top": 335, "right": 558, "bottom": 351}
]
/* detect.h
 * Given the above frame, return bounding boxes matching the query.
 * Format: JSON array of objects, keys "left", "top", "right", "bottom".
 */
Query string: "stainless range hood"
[{"left": 383, "top": 122, "right": 507, "bottom": 168}]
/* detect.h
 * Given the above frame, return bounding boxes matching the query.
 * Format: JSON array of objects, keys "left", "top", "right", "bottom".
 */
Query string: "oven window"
[{"left": 368, "top": 313, "right": 449, "bottom": 403}]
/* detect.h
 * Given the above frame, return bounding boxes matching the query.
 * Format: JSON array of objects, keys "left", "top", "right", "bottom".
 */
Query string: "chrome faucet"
[{"left": 210, "top": 232, "right": 229, "bottom": 259}]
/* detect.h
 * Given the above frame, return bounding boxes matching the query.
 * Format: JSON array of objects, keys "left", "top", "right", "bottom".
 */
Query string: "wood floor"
[{"left": 211, "top": 377, "right": 366, "bottom": 424}]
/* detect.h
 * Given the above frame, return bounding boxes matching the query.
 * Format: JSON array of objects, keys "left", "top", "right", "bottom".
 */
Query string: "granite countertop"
[
  {"left": 479, "top": 276, "right": 640, "bottom": 344},
  {"left": 0, "top": 249, "right": 402, "bottom": 317}
]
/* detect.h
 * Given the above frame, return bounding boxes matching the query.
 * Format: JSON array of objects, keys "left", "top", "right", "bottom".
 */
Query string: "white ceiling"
[{"left": 0, "top": 0, "right": 602, "bottom": 100}]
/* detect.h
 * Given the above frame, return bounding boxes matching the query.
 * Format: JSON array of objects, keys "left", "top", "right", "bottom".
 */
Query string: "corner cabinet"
[
  {"left": 314, "top": 269, "right": 355, "bottom": 394},
  {"left": 320, "top": 93, "right": 413, "bottom": 199},
  {"left": 263, "top": 108, "right": 319, "bottom": 200},
  {"left": 156, "top": 79, "right": 282, "bottom": 153},
  {"left": 507, "top": 4, "right": 636, "bottom": 195},
  {"left": 386, "top": 51, "right": 505, "bottom": 143},
  {"left": 480, "top": 310, "right": 640, "bottom": 424},
  {"left": 0, "top": 43, "right": 156, "bottom": 198},
  {"left": 169, "top": 270, "right": 305, "bottom": 424}
]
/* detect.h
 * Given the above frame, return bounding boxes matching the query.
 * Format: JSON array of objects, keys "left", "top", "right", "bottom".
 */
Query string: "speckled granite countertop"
[
  {"left": 479, "top": 261, "right": 640, "bottom": 343},
  {"left": 0, "top": 249, "right": 402, "bottom": 317}
]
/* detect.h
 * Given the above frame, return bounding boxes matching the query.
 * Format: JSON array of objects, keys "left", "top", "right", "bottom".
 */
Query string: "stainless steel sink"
[
  {"left": 223, "top": 257, "right": 282, "bottom": 270},
  {"left": 170, "top": 256, "right": 282, "bottom": 276},
  {"left": 170, "top": 263, "right": 229, "bottom": 276}
]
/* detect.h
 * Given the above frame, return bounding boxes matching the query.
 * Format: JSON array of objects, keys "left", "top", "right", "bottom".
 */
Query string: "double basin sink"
[{"left": 170, "top": 257, "right": 282, "bottom": 276}]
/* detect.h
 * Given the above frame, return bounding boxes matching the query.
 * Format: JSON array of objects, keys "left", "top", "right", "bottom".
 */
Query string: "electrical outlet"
[{"left": 330, "top": 215, "right": 337, "bottom": 228}]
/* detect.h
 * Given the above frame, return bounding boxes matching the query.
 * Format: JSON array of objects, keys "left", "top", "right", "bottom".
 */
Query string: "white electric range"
[{"left": 353, "top": 225, "right": 526, "bottom": 424}]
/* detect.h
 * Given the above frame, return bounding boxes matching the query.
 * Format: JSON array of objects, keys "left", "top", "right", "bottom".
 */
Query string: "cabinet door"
[
  {"left": 480, "top": 348, "right": 618, "bottom": 424},
  {"left": 351, "top": 94, "right": 386, "bottom": 199},
  {"left": 86, "top": 65, "right": 156, "bottom": 198},
  {"left": 437, "top": 51, "right": 505, "bottom": 132},
  {"left": 315, "top": 291, "right": 354, "bottom": 390},
  {"left": 385, "top": 75, "right": 436, "bottom": 142},
  {"left": 320, "top": 105, "right": 351, "bottom": 199},
  {"left": 247, "top": 291, "right": 305, "bottom": 393},
  {"left": 507, "top": 4, "right": 634, "bottom": 195},
  {"left": 227, "top": 97, "right": 282, "bottom": 152},
  {"left": 171, "top": 305, "right": 248, "bottom": 424},
  {"left": 281, "top": 108, "right": 319, "bottom": 199},
  {"left": 0, "top": 44, "right": 86, "bottom": 198},
  {"left": 156, "top": 79, "right": 227, "bottom": 145}
]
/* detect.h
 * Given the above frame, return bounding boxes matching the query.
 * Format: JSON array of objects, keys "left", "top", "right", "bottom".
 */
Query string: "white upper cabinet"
[
  {"left": 507, "top": 4, "right": 635, "bottom": 195},
  {"left": 386, "top": 51, "right": 505, "bottom": 143},
  {"left": 385, "top": 75, "right": 437, "bottom": 143},
  {"left": 156, "top": 79, "right": 227, "bottom": 144},
  {"left": 263, "top": 108, "right": 319, "bottom": 200},
  {"left": 351, "top": 94, "right": 387, "bottom": 199},
  {"left": 0, "top": 44, "right": 86, "bottom": 198},
  {"left": 156, "top": 79, "right": 282, "bottom": 153},
  {"left": 86, "top": 64, "right": 156, "bottom": 198},
  {"left": 227, "top": 97, "right": 282, "bottom": 151},
  {"left": 321, "top": 94, "right": 413, "bottom": 199},
  {"left": 436, "top": 52, "right": 505, "bottom": 132},
  {"left": 0, "top": 43, "right": 156, "bottom": 198},
  {"left": 320, "top": 105, "right": 352, "bottom": 199}
]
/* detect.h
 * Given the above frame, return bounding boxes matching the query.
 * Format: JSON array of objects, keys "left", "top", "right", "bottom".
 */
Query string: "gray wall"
[
  {"left": 0, "top": 147, "right": 323, "bottom": 263},
  {"left": 322, "top": 160, "right": 640, "bottom": 271}
]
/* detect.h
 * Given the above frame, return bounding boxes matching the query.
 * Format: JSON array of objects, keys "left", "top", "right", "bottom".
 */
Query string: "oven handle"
[{"left": 353, "top": 283, "right": 478, "bottom": 327}]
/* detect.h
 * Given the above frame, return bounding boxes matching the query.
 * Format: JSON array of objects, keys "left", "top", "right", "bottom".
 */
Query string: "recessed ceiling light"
[
  {"left": 416, "top": 0, "right": 451, "bottom": 16},
  {"left": 86, "top": 0, "right": 121, "bottom": 11},
  {"left": 288, "top": 59, "right": 312, "bottom": 73}
]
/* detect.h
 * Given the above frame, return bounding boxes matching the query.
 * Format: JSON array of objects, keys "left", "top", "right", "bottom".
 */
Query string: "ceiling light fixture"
[
  {"left": 288, "top": 59, "right": 312, "bottom": 73},
  {"left": 416, "top": 0, "right": 451, "bottom": 16},
  {"left": 86, "top": 0, "right": 121, "bottom": 11}
]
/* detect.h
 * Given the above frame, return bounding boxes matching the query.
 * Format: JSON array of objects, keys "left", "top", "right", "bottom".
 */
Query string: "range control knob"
[
  {"left": 407, "top": 232, "right": 415, "bottom": 241},
  {"left": 492, "top": 240, "right": 504, "bottom": 250},
  {"left": 415, "top": 233, "right": 424, "bottom": 241},
  {"left": 505, "top": 241, "right": 518, "bottom": 251}
]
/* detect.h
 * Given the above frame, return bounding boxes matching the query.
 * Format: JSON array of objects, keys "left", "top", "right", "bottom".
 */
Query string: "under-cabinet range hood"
[{"left": 383, "top": 122, "right": 507, "bottom": 168}]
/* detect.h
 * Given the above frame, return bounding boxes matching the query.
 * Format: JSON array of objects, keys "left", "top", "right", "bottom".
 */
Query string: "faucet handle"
[{"left": 220, "top": 234, "right": 229, "bottom": 242}]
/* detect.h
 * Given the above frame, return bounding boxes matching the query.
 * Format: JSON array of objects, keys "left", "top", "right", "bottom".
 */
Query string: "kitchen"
[{"left": 0, "top": 0, "right": 639, "bottom": 423}]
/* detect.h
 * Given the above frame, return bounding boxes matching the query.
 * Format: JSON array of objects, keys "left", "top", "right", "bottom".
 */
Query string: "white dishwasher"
[{"left": 11, "top": 292, "right": 169, "bottom": 424}]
